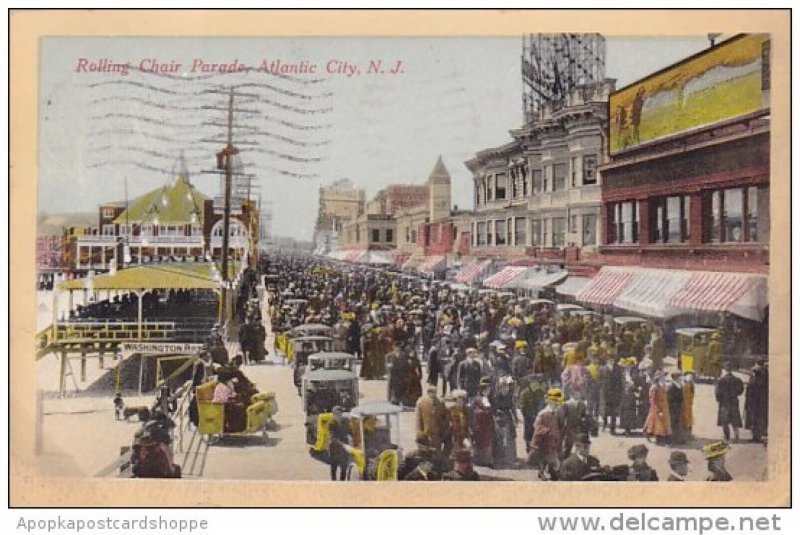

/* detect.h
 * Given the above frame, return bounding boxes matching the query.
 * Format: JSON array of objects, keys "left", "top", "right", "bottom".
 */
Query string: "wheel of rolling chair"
[{"left": 345, "top": 462, "right": 361, "bottom": 481}]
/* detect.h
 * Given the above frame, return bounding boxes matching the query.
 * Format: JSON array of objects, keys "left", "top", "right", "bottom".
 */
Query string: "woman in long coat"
[
  {"left": 681, "top": 372, "right": 695, "bottom": 438},
  {"left": 470, "top": 380, "right": 496, "bottom": 467},
  {"left": 618, "top": 361, "right": 640, "bottom": 435},
  {"left": 643, "top": 373, "right": 671, "bottom": 444}
]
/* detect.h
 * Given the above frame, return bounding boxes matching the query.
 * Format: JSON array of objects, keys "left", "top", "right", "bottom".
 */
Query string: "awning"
[
  {"left": 418, "top": 255, "right": 447, "bottom": 274},
  {"left": 669, "top": 271, "right": 768, "bottom": 322},
  {"left": 58, "top": 263, "right": 235, "bottom": 291},
  {"left": 362, "top": 250, "right": 396, "bottom": 265},
  {"left": 575, "top": 267, "right": 636, "bottom": 306},
  {"left": 556, "top": 276, "right": 591, "bottom": 297},
  {"left": 344, "top": 250, "right": 366, "bottom": 263},
  {"left": 482, "top": 266, "right": 528, "bottom": 289},
  {"left": 401, "top": 253, "right": 424, "bottom": 270},
  {"left": 454, "top": 259, "right": 492, "bottom": 284},
  {"left": 393, "top": 254, "right": 409, "bottom": 268},
  {"left": 509, "top": 269, "right": 569, "bottom": 290},
  {"left": 613, "top": 268, "right": 694, "bottom": 319}
]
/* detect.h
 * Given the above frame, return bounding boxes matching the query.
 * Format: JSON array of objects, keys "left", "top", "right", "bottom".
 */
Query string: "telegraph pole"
[{"left": 217, "top": 89, "right": 237, "bottom": 325}]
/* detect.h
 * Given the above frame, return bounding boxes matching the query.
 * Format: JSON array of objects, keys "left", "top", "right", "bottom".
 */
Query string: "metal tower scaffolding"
[{"left": 522, "top": 33, "right": 606, "bottom": 122}]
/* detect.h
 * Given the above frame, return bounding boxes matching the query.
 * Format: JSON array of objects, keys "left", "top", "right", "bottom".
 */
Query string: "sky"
[{"left": 38, "top": 35, "right": 710, "bottom": 240}]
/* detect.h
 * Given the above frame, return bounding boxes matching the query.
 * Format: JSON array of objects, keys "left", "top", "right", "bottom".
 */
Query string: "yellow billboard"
[{"left": 609, "top": 34, "right": 769, "bottom": 154}]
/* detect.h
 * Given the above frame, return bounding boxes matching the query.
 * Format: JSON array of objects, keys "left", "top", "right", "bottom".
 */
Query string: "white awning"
[
  {"left": 556, "top": 276, "right": 591, "bottom": 297},
  {"left": 506, "top": 269, "right": 569, "bottom": 290},
  {"left": 418, "top": 255, "right": 447, "bottom": 274}
]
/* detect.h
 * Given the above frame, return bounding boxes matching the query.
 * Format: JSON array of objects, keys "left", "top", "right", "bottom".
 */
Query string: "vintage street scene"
[{"left": 34, "top": 33, "right": 771, "bottom": 484}]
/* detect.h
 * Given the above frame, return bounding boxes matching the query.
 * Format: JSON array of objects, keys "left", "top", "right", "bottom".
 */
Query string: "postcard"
[{"left": 9, "top": 9, "right": 790, "bottom": 507}]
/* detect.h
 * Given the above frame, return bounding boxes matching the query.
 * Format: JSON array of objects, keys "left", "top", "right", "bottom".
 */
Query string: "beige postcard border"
[{"left": 9, "top": 9, "right": 790, "bottom": 507}]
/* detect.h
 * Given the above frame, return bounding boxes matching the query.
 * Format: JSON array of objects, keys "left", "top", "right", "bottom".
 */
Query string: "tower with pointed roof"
[{"left": 428, "top": 155, "right": 451, "bottom": 223}]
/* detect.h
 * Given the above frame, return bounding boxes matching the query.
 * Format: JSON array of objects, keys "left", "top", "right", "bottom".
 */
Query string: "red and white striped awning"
[
  {"left": 575, "top": 266, "right": 636, "bottom": 306},
  {"left": 418, "top": 255, "right": 447, "bottom": 273},
  {"left": 669, "top": 271, "right": 768, "bottom": 322},
  {"left": 613, "top": 268, "right": 693, "bottom": 319},
  {"left": 483, "top": 266, "right": 528, "bottom": 289},
  {"left": 454, "top": 259, "right": 492, "bottom": 283},
  {"left": 402, "top": 253, "right": 424, "bottom": 270},
  {"left": 344, "top": 250, "right": 366, "bottom": 263}
]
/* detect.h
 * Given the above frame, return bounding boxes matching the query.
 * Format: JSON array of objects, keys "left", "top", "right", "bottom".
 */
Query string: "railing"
[{"left": 77, "top": 235, "right": 205, "bottom": 246}]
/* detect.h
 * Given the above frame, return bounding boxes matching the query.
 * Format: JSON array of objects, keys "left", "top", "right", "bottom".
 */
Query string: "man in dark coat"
[
  {"left": 666, "top": 450, "right": 690, "bottom": 481},
  {"left": 627, "top": 444, "right": 658, "bottom": 481},
  {"left": 715, "top": 362, "right": 744, "bottom": 442},
  {"left": 457, "top": 348, "right": 483, "bottom": 399},
  {"left": 745, "top": 360, "right": 768, "bottom": 442},
  {"left": 598, "top": 358, "right": 623, "bottom": 433},
  {"left": 559, "top": 433, "right": 601, "bottom": 481},
  {"left": 666, "top": 373, "right": 685, "bottom": 444}
]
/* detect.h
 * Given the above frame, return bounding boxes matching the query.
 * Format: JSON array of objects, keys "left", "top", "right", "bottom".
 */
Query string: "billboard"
[{"left": 609, "top": 34, "right": 769, "bottom": 155}]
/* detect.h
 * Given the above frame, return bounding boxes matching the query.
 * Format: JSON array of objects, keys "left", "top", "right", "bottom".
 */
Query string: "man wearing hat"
[
  {"left": 559, "top": 432, "right": 601, "bottom": 481},
  {"left": 627, "top": 444, "right": 659, "bottom": 481},
  {"left": 446, "top": 389, "right": 472, "bottom": 456},
  {"left": 529, "top": 387, "right": 566, "bottom": 480},
  {"left": 442, "top": 448, "right": 480, "bottom": 481},
  {"left": 415, "top": 385, "right": 448, "bottom": 453},
  {"left": 705, "top": 332, "right": 724, "bottom": 380},
  {"left": 518, "top": 374, "right": 547, "bottom": 453},
  {"left": 457, "top": 348, "right": 483, "bottom": 399},
  {"left": 745, "top": 359, "right": 768, "bottom": 443},
  {"left": 667, "top": 450, "right": 690, "bottom": 482},
  {"left": 470, "top": 376, "right": 496, "bottom": 467},
  {"left": 511, "top": 340, "right": 533, "bottom": 383},
  {"left": 715, "top": 361, "right": 744, "bottom": 442},
  {"left": 703, "top": 441, "right": 733, "bottom": 481}
]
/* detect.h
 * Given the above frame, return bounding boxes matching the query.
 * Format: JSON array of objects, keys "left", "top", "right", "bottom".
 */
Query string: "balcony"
[{"left": 77, "top": 235, "right": 205, "bottom": 247}]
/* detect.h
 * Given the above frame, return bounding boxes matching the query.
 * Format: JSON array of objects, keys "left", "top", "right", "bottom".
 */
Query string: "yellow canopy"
[{"left": 58, "top": 263, "right": 238, "bottom": 291}]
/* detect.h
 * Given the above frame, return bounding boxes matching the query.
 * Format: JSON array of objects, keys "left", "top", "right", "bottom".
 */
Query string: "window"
[
  {"left": 582, "top": 214, "right": 597, "bottom": 245},
  {"left": 102, "top": 208, "right": 116, "bottom": 219},
  {"left": 544, "top": 166, "right": 553, "bottom": 192},
  {"left": 385, "top": 229, "right": 394, "bottom": 242},
  {"left": 487, "top": 176, "right": 494, "bottom": 201},
  {"left": 371, "top": 229, "right": 380, "bottom": 243},
  {"left": 191, "top": 225, "right": 203, "bottom": 237},
  {"left": 477, "top": 222, "right": 487, "bottom": 246},
  {"left": 652, "top": 195, "right": 689, "bottom": 243},
  {"left": 495, "top": 220, "right": 507, "bottom": 246},
  {"left": 140, "top": 224, "right": 153, "bottom": 236},
  {"left": 583, "top": 154, "right": 598, "bottom": 185},
  {"left": 102, "top": 224, "right": 115, "bottom": 236},
  {"left": 507, "top": 219, "right": 513, "bottom": 245},
  {"left": 509, "top": 168, "right": 518, "bottom": 198},
  {"left": 706, "top": 186, "right": 768, "bottom": 243},
  {"left": 553, "top": 163, "right": 567, "bottom": 191},
  {"left": 411, "top": 229, "right": 417, "bottom": 244},
  {"left": 532, "top": 169, "right": 543, "bottom": 194},
  {"left": 570, "top": 156, "right": 580, "bottom": 188},
  {"left": 552, "top": 217, "right": 566, "bottom": 247},
  {"left": 531, "top": 219, "right": 542, "bottom": 247},
  {"left": 119, "top": 224, "right": 132, "bottom": 236},
  {"left": 608, "top": 201, "right": 638, "bottom": 244},
  {"left": 496, "top": 173, "right": 507, "bottom": 200},
  {"left": 475, "top": 185, "right": 481, "bottom": 207},
  {"left": 514, "top": 217, "right": 527, "bottom": 246},
  {"left": 522, "top": 166, "right": 530, "bottom": 196},
  {"left": 570, "top": 215, "right": 578, "bottom": 233}
]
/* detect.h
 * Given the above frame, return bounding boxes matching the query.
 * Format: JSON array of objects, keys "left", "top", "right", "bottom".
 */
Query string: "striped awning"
[
  {"left": 613, "top": 268, "right": 694, "bottom": 319},
  {"left": 483, "top": 266, "right": 528, "bottom": 289},
  {"left": 556, "top": 276, "right": 591, "bottom": 297},
  {"left": 394, "top": 254, "right": 409, "bottom": 267},
  {"left": 401, "top": 253, "right": 424, "bottom": 270},
  {"left": 344, "top": 250, "right": 366, "bottom": 263},
  {"left": 669, "top": 271, "right": 768, "bottom": 322},
  {"left": 454, "top": 259, "right": 492, "bottom": 284},
  {"left": 418, "top": 255, "right": 447, "bottom": 273},
  {"left": 575, "top": 267, "right": 636, "bottom": 306}
]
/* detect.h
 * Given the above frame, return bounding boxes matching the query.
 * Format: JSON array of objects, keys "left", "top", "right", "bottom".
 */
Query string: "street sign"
[{"left": 120, "top": 342, "right": 204, "bottom": 354}]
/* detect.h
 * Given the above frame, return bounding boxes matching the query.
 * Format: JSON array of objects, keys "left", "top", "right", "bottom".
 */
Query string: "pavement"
[{"left": 33, "top": 289, "right": 768, "bottom": 482}]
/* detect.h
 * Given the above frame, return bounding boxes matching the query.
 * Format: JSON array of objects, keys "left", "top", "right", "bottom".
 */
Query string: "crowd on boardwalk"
[{"left": 265, "top": 253, "right": 768, "bottom": 481}]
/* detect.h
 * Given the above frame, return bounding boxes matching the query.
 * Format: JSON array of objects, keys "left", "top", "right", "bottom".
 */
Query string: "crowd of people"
[{"left": 263, "top": 253, "right": 768, "bottom": 481}]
